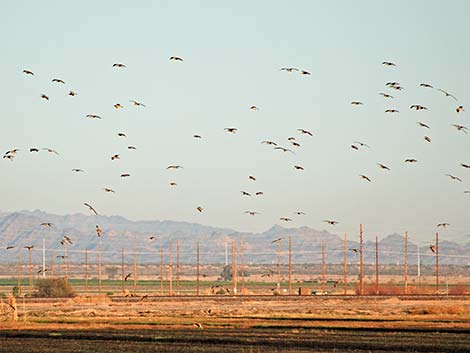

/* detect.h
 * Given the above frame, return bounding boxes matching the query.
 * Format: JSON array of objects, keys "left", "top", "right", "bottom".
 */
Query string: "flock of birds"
[{"left": 2, "top": 58, "right": 468, "bottom": 257}]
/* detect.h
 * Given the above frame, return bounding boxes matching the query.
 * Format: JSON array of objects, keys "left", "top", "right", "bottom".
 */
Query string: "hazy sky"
[{"left": 1, "top": 0, "right": 469, "bottom": 243}]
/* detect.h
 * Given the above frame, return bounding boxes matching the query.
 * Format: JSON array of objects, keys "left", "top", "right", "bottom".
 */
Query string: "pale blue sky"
[{"left": 1, "top": 0, "right": 469, "bottom": 243}]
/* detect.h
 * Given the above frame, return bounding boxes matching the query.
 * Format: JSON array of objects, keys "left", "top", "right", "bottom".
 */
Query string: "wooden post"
[
  {"left": 85, "top": 248, "right": 89, "bottom": 294},
  {"left": 359, "top": 224, "right": 364, "bottom": 296},
  {"left": 343, "top": 234, "right": 347, "bottom": 295},
  {"left": 240, "top": 239, "right": 245, "bottom": 295},
  {"left": 196, "top": 242, "right": 200, "bottom": 296},
  {"left": 404, "top": 232, "right": 408, "bottom": 294},
  {"left": 375, "top": 236, "right": 379, "bottom": 295},
  {"left": 231, "top": 240, "right": 237, "bottom": 294},
  {"left": 169, "top": 240, "right": 173, "bottom": 295},
  {"left": 98, "top": 240, "right": 102, "bottom": 294},
  {"left": 17, "top": 250, "right": 22, "bottom": 296},
  {"left": 42, "top": 239, "right": 46, "bottom": 278},
  {"left": 121, "top": 247, "right": 125, "bottom": 294},
  {"left": 288, "top": 236, "right": 292, "bottom": 295},
  {"left": 133, "top": 238, "right": 137, "bottom": 296},
  {"left": 276, "top": 239, "right": 281, "bottom": 290},
  {"left": 28, "top": 248, "right": 33, "bottom": 295},
  {"left": 64, "top": 246, "right": 69, "bottom": 279},
  {"left": 321, "top": 240, "right": 326, "bottom": 292},
  {"left": 176, "top": 240, "right": 180, "bottom": 294},
  {"left": 436, "top": 232, "right": 439, "bottom": 294},
  {"left": 160, "top": 246, "right": 164, "bottom": 293}
]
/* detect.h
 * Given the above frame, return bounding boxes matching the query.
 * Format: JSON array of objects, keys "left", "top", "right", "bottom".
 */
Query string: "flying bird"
[
  {"left": 86, "top": 114, "right": 102, "bottom": 119},
  {"left": 298, "top": 129, "right": 313, "bottom": 136},
  {"left": 294, "top": 212, "right": 306, "bottom": 216},
  {"left": 121, "top": 173, "right": 131, "bottom": 177},
  {"left": 410, "top": 105, "right": 428, "bottom": 111},
  {"left": 404, "top": 159, "right": 418, "bottom": 163},
  {"left": 385, "top": 109, "right": 399, "bottom": 113},
  {"left": 291, "top": 141, "right": 301, "bottom": 147},
  {"left": 351, "top": 101, "right": 364, "bottom": 105},
  {"left": 377, "top": 163, "right": 391, "bottom": 171},
  {"left": 456, "top": 106, "right": 465, "bottom": 113},
  {"left": 169, "top": 182, "right": 177, "bottom": 186},
  {"left": 351, "top": 145, "right": 359, "bottom": 151},
  {"left": 113, "top": 63, "right": 126, "bottom": 68},
  {"left": 23, "top": 69, "right": 34, "bottom": 75},
  {"left": 193, "top": 134, "right": 202, "bottom": 139},
  {"left": 114, "top": 103, "right": 124, "bottom": 109},
  {"left": 196, "top": 206, "right": 204, "bottom": 213},
  {"left": 241, "top": 191, "right": 251, "bottom": 196},
  {"left": 324, "top": 220, "right": 338, "bottom": 225},
  {"left": 271, "top": 238, "right": 283, "bottom": 243},
  {"left": 111, "top": 154, "right": 120, "bottom": 160},
  {"left": 261, "top": 140, "right": 277, "bottom": 146},
  {"left": 118, "top": 133, "right": 126, "bottom": 137},
  {"left": 255, "top": 191, "right": 264, "bottom": 196},
  {"left": 41, "top": 94, "right": 49, "bottom": 100},
  {"left": 104, "top": 188, "right": 115, "bottom": 193},
  {"left": 280, "top": 67, "right": 299, "bottom": 72},
  {"left": 380, "top": 93, "right": 394, "bottom": 98},
  {"left": 353, "top": 141, "right": 370, "bottom": 148},
  {"left": 451, "top": 124, "right": 468, "bottom": 133},
  {"left": 274, "top": 146, "right": 294, "bottom": 153},
  {"left": 42, "top": 148, "right": 59, "bottom": 155},
  {"left": 244, "top": 211, "right": 260, "bottom": 216},
  {"left": 279, "top": 217, "right": 292, "bottom": 222},
  {"left": 424, "top": 136, "right": 431, "bottom": 143},
  {"left": 129, "top": 100, "right": 146, "bottom": 107},
  {"left": 84, "top": 203, "right": 98, "bottom": 215},
  {"left": 128, "top": 146, "right": 137, "bottom": 150},
  {"left": 6, "top": 246, "right": 15, "bottom": 250},
  {"left": 300, "top": 70, "right": 310, "bottom": 75},
  {"left": 294, "top": 165, "right": 304, "bottom": 170},
  {"left": 349, "top": 248, "right": 359, "bottom": 253},
  {"left": 68, "top": 91, "right": 77, "bottom": 96},
  {"left": 382, "top": 61, "right": 396, "bottom": 66},
  {"left": 359, "top": 174, "right": 371, "bottom": 182},
  {"left": 429, "top": 245, "right": 436, "bottom": 253},
  {"left": 249, "top": 175, "right": 256, "bottom": 181},
  {"left": 169, "top": 56, "right": 184, "bottom": 61},
  {"left": 461, "top": 163, "right": 470, "bottom": 169},
  {"left": 437, "top": 89, "right": 457, "bottom": 101},
  {"left": 3, "top": 155, "right": 14, "bottom": 160},
  {"left": 437, "top": 223, "right": 450, "bottom": 228},
  {"left": 417, "top": 122, "right": 430, "bottom": 129},
  {"left": 224, "top": 127, "right": 238, "bottom": 133},
  {"left": 96, "top": 225, "right": 102, "bottom": 237},
  {"left": 37, "top": 268, "right": 49, "bottom": 274},
  {"left": 124, "top": 273, "right": 132, "bottom": 281},
  {"left": 193, "top": 323, "right": 204, "bottom": 330},
  {"left": 52, "top": 78, "right": 65, "bottom": 84},
  {"left": 40, "top": 223, "right": 53, "bottom": 227},
  {"left": 250, "top": 105, "right": 259, "bottom": 111},
  {"left": 24, "top": 245, "right": 34, "bottom": 251},
  {"left": 420, "top": 83, "right": 433, "bottom": 88},
  {"left": 167, "top": 165, "right": 183, "bottom": 169},
  {"left": 446, "top": 174, "right": 462, "bottom": 182}
]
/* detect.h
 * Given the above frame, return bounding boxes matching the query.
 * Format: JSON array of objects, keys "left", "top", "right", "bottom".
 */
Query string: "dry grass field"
[{"left": 1, "top": 295, "right": 470, "bottom": 352}]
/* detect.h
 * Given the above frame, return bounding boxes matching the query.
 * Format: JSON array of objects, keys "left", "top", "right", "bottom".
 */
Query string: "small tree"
[{"left": 35, "top": 278, "right": 75, "bottom": 298}]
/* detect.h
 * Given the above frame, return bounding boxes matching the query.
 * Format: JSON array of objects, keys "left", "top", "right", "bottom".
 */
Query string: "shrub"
[{"left": 34, "top": 277, "right": 75, "bottom": 298}]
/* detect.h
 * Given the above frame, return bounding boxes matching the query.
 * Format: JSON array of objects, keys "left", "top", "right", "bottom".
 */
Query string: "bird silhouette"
[
  {"left": 111, "top": 154, "right": 120, "bottom": 160},
  {"left": 405, "top": 159, "right": 418, "bottom": 163},
  {"left": 410, "top": 105, "right": 428, "bottom": 111},
  {"left": 446, "top": 174, "right": 462, "bottom": 182},
  {"left": 437, "top": 89, "right": 457, "bottom": 101},
  {"left": 424, "top": 136, "right": 431, "bottom": 143},
  {"left": 40, "top": 222, "right": 53, "bottom": 227},
  {"left": 380, "top": 93, "right": 394, "bottom": 98},
  {"left": 377, "top": 163, "right": 391, "bottom": 171},
  {"left": 96, "top": 225, "right": 102, "bottom": 237},
  {"left": 261, "top": 140, "right": 277, "bottom": 146},
  {"left": 104, "top": 188, "right": 115, "bottom": 193},
  {"left": 23, "top": 69, "right": 34, "bottom": 75},
  {"left": 244, "top": 211, "right": 260, "bottom": 216},
  {"left": 359, "top": 174, "right": 371, "bottom": 182},
  {"left": 121, "top": 173, "right": 131, "bottom": 177},
  {"left": 68, "top": 91, "right": 77, "bottom": 96},
  {"left": 224, "top": 127, "right": 238, "bottom": 133},
  {"left": 196, "top": 206, "right": 204, "bottom": 213},
  {"left": 382, "top": 61, "right": 396, "bottom": 66},
  {"left": 241, "top": 191, "right": 251, "bottom": 196},
  {"left": 42, "top": 148, "right": 59, "bottom": 155},
  {"left": 417, "top": 122, "right": 430, "bottom": 129},
  {"left": 279, "top": 217, "right": 292, "bottom": 222},
  {"left": 86, "top": 114, "right": 102, "bottom": 119},
  {"left": 437, "top": 223, "right": 450, "bottom": 228},
  {"left": 129, "top": 100, "right": 146, "bottom": 107},
  {"left": 52, "top": 78, "right": 65, "bottom": 84},
  {"left": 451, "top": 124, "right": 468, "bottom": 134},
  {"left": 113, "top": 63, "right": 126, "bottom": 68},
  {"left": 298, "top": 129, "right": 313, "bottom": 136},
  {"left": 124, "top": 273, "right": 132, "bottom": 281},
  {"left": 294, "top": 165, "right": 304, "bottom": 170},
  {"left": 420, "top": 83, "right": 433, "bottom": 88},
  {"left": 274, "top": 146, "right": 294, "bottom": 153},
  {"left": 167, "top": 165, "right": 183, "bottom": 169},
  {"left": 249, "top": 175, "right": 256, "bottom": 181},
  {"left": 41, "top": 94, "right": 49, "bottom": 100},
  {"left": 324, "top": 220, "right": 338, "bottom": 225},
  {"left": 280, "top": 67, "right": 299, "bottom": 72},
  {"left": 456, "top": 106, "right": 465, "bottom": 113},
  {"left": 84, "top": 203, "right": 98, "bottom": 215},
  {"left": 169, "top": 56, "right": 184, "bottom": 61},
  {"left": 271, "top": 238, "right": 283, "bottom": 243}
]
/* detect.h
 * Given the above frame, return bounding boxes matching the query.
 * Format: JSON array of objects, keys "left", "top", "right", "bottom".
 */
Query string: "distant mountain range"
[{"left": 0, "top": 210, "right": 469, "bottom": 265}]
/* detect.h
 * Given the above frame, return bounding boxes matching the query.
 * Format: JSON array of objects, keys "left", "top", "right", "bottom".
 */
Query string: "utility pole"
[
  {"left": 288, "top": 236, "right": 292, "bottom": 295},
  {"left": 98, "top": 240, "right": 102, "bottom": 294},
  {"left": 321, "top": 240, "right": 326, "bottom": 292},
  {"left": 176, "top": 240, "right": 180, "bottom": 294},
  {"left": 196, "top": 242, "right": 200, "bottom": 296},
  {"left": 42, "top": 239, "right": 46, "bottom": 278},
  {"left": 240, "top": 239, "right": 245, "bottom": 295},
  {"left": 160, "top": 246, "right": 164, "bottom": 293},
  {"left": 404, "top": 232, "right": 408, "bottom": 294},
  {"left": 417, "top": 245, "right": 421, "bottom": 287},
  {"left": 359, "top": 224, "right": 364, "bottom": 296},
  {"left": 343, "top": 234, "right": 347, "bottom": 295},
  {"left": 225, "top": 240, "right": 228, "bottom": 266},
  {"left": 276, "top": 239, "right": 281, "bottom": 290},
  {"left": 17, "top": 250, "right": 22, "bottom": 296},
  {"left": 375, "top": 236, "right": 379, "bottom": 295},
  {"left": 169, "top": 240, "right": 173, "bottom": 295},
  {"left": 436, "top": 232, "right": 439, "bottom": 294},
  {"left": 133, "top": 238, "right": 137, "bottom": 296},
  {"left": 64, "top": 246, "right": 69, "bottom": 279},
  {"left": 121, "top": 248, "right": 125, "bottom": 294},
  {"left": 231, "top": 240, "right": 237, "bottom": 294},
  {"left": 28, "top": 247, "right": 33, "bottom": 295},
  {"left": 50, "top": 250, "right": 55, "bottom": 277},
  {"left": 85, "top": 248, "right": 89, "bottom": 293}
]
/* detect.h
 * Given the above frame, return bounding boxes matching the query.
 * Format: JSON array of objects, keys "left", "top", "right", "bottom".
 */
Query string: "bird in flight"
[
  {"left": 42, "top": 148, "right": 59, "bottom": 155},
  {"left": 351, "top": 101, "right": 364, "bottom": 105},
  {"left": 249, "top": 175, "right": 256, "bottom": 181},
  {"left": 196, "top": 206, "right": 204, "bottom": 213},
  {"left": 446, "top": 174, "right": 462, "bottom": 182},
  {"left": 111, "top": 154, "right": 120, "bottom": 160},
  {"left": 404, "top": 159, "right": 418, "bottom": 163},
  {"left": 291, "top": 141, "right": 301, "bottom": 147},
  {"left": 410, "top": 105, "right": 428, "bottom": 111},
  {"left": 461, "top": 163, "right": 470, "bottom": 169},
  {"left": 294, "top": 165, "right": 304, "bottom": 170},
  {"left": 385, "top": 109, "right": 399, "bottom": 113},
  {"left": 104, "top": 188, "right": 115, "bottom": 193},
  {"left": 167, "top": 165, "right": 183, "bottom": 169},
  {"left": 382, "top": 61, "right": 396, "bottom": 66},
  {"left": 377, "top": 163, "right": 391, "bottom": 171},
  {"left": 241, "top": 191, "right": 251, "bottom": 196},
  {"left": 417, "top": 122, "right": 430, "bottom": 129},
  {"left": 68, "top": 91, "right": 77, "bottom": 96},
  {"left": 429, "top": 244, "right": 436, "bottom": 253},
  {"left": 40, "top": 222, "right": 53, "bottom": 227},
  {"left": 86, "top": 114, "right": 102, "bottom": 119},
  {"left": 149, "top": 236, "right": 157, "bottom": 240},
  {"left": 437, "top": 89, "right": 457, "bottom": 101},
  {"left": 244, "top": 211, "right": 260, "bottom": 216},
  {"left": 274, "top": 146, "right": 294, "bottom": 153},
  {"left": 129, "top": 100, "right": 146, "bottom": 107},
  {"left": 380, "top": 93, "right": 394, "bottom": 98},
  {"left": 424, "top": 136, "right": 431, "bottom": 143},
  {"left": 72, "top": 168, "right": 84, "bottom": 172},
  {"left": 6, "top": 246, "right": 15, "bottom": 250},
  {"left": 84, "top": 203, "right": 98, "bottom": 215},
  {"left": 52, "top": 78, "right": 65, "bottom": 84},
  {"left": 351, "top": 145, "right": 359, "bottom": 151},
  {"left": 114, "top": 103, "right": 124, "bottom": 109},
  {"left": 41, "top": 94, "right": 49, "bottom": 100},
  {"left": 300, "top": 70, "right": 310, "bottom": 75},
  {"left": 255, "top": 191, "right": 264, "bottom": 196},
  {"left": 121, "top": 173, "right": 131, "bottom": 177},
  {"left": 124, "top": 273, "right": 132, "bottom": 281},
  {"left": 420, "top": 83, "right": 433, "bottom": 88},
  {"left": 271, "top": 238, "right": 283, "bottom": 243},
  {"left": 261, "top": 140, "right": 277, "bottom": 146},
  {"left": 169, "top": 182, "right": 177, "bottom": 186},
  {"left": 193, "top": 134, "right": 202, "bottom": 139},
  {"left": 279, "top": 217, "right": 292, "bottom": 222},
  {"left": 437, "top": 223, "right": 450, "bottom": 228},
  {"left": 353, "top": 141, "right": 370, "bottom": 148},
  {"left": 280, "top": 67, "right": 299, "bottom": 72},
  {"left": 224, "top": 127, "right": 238, "bottom": 133},
  {"left": 37, "top": 268, "right": 49, "bottom": 274},
  {"left": 359, "top": 174, "right": 371, "bottom": 182},
  {"left": 96, "top": 225, "right": 102, "bottom": 237},
  {"left": 349, "top": 248, "right": 359, "bottom": 253},
  {"left": 23, "top": 69, "right": 34, "bottom": 75},
  {"left": 452, "top": 124, "right": 468, "bottom": 134},
  {"left": 169, "top": 56, "right": 184, "bottom": 61},
  {"left": 298, "top": 129, "right": 313, "bottom": 136},
  {"left": 324, "top": 220, "right": 339, "bottom": 225},
  {"left": 193, "top": 323, "right": 204, "bottom": 330},
  {"left": 24, "top": 245, "right": 34, "bottom": 251},
  {"left": 294, "top": 211, "right": 306, "bottom": 216},
  {"left": 118, "top": 133, "right": 126, "bottom": 137},
  {"left": 250, "top": 105, "right": 259, "bottom": 111},
  {"left": 456, "top": 106, "right": 465, "bottom": 113},
  {"left": 113, "top": 63, "right": 126, "bottom": 68},
  {"left": 3, "top": 154, "right": 14, "bottom": 161},
  {"left": 128, "top": 146, "right": 137, "bottom": 150}
]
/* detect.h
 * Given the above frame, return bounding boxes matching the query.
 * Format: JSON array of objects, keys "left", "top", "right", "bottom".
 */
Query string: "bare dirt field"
[{"left": 1, "top": 295, "right": 470, "bottom": 352}]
